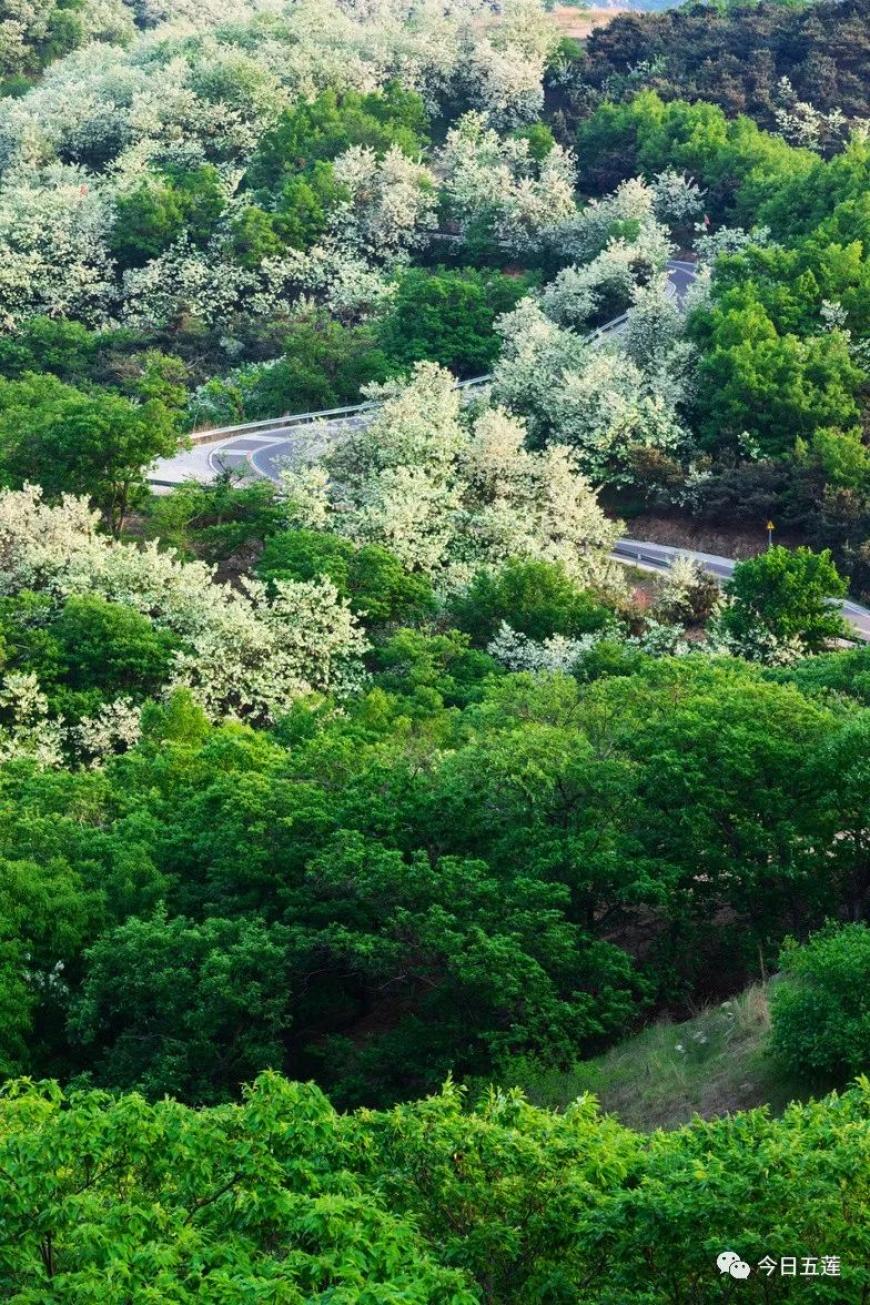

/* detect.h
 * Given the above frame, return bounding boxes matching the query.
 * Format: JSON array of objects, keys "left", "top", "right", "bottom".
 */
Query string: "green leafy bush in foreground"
[
  {"left": 0, "top": 1073, "right": 867, "bottom": 1302},
  {"left": 771, "top": 923, "right": 870, "bottom": 1086}
]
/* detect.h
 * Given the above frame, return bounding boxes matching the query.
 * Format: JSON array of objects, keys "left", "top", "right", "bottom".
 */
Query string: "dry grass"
[{"left": 489, "top": 985, "right": 810, "bottom": 1131}]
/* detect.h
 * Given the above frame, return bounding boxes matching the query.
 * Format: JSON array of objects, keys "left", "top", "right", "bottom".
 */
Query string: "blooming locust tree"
[
  {"left": 460, "top": 0, "right": 559, "bottom": 128},
  {"left": 492, "top": 299, "right": 692, "bottom": 483},
  {"left": 438, "top": 112, "right": 577, "bottom": 255},
  {"left": 0, "top": 486, "right": 368, "bottom": 724},
  {"left": 329, "top": 145, "right": 438, "bottom": 263},
  {"left": 293, "top": 363, "right": 621, "bottom": 591}
]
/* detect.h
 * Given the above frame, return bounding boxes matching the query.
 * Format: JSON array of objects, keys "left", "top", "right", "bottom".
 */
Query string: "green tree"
[
  {"left": 0, "top": 373, "right": 181, "bottom": 533},
  {"left": 243, "top": 311, "right": 392, "bottom": 416},
  {"left": 368, "top": 627, "right": 499, "bottom": 707},
  {"left": 246, "top": 84, "right": 428, "bottom": 194},
  {"left": 377, "top": 266, "right": 533, "bottom": 377},
  {"left": 146, "top": 476, "right": 283, "bottom": 561},
  {"left": 0, "top": 592, "right": 179, "bottom": 721},
  {"left": 449, "top": 558, "right": 613, "bottom": 646},
  {"left": 770, "top": 923, "right": 870, "bottom": 1085},
  {"left": 272, "top": 162, "right": 348, "bottom": 250},
  {"left": 70, "top": 912, "right": 293, "bottom": 1103},
  {"left": 257, "top": 530, "right": 435, "bottom": 625},
  {"left": 0, "top": 1074, "right": 475, "bottom": 1301},
  {"left": 717, "top": 546, "right": 849, "bottom": 659},
  {"left": 690, "top": 299, "right": 864, "bottom": 457},
  {"left": 0, "top": 316, "right": 98, "bottom": 382},
  {"left": 51, "top": 595, "right": 179, "bottom": 702},
  {"left": 1, "top": 1072, "right": 867, "bottom": 1303},
  {"left": 110, "top": 166, "right": 225, "bottom": 269}
]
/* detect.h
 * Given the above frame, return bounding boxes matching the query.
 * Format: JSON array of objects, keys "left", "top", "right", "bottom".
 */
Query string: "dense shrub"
[
  {"left": 449, "top": 558, "right": 614, "bottom": 647},
  {"left": 770, "top": 923, "right": 870, "bottom": 1084},
  {"left": 0, "top": 1072, "right": 867, "bottom": 1302},
  {"left": 257, "top": 529, "right": 435, "bottom": 625}
]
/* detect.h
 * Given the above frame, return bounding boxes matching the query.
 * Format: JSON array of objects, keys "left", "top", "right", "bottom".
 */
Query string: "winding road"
[{"left": 148, "top": 256, "right": 870, "bottom": 641}]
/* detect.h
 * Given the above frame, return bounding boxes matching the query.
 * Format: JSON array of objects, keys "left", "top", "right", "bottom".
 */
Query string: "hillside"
[{"left": 0, "top": 0, "right": 867, "bottom": 1298}]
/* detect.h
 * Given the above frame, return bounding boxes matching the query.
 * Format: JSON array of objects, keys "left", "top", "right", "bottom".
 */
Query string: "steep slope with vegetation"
[{"left": 0, "top": 0, "right": 867, "bottom": 1297}]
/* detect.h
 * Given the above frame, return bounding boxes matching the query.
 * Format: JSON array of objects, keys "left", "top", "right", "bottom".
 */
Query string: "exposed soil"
[{"left": 618, "top": 511, "right": 804, "bottom": 561}]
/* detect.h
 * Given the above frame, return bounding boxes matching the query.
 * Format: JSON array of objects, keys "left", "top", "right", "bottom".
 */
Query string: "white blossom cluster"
[
  {"left": 487, "top": 622, "right": 605, "bottom": 674},
  {"left": 329, "top": 145, "right": 439, "bottom": 262},
  {"left": 491, "top": 293, "right": 693, "bottom": 484},
  {"left": 0, "top": 671, "right": 64, "bottom": 767},
  {"left": 626, "top": 619, "right": 689, "bottom": 658},
  {"left": 0, "top": 0, "right": 557, "bottom": 331},
  {"left": 548, "top": 177, "right": 673, "bottom": 267},
  {"left": 540, "top": 242, "right": 669, "bottom": 332},
  {"left": 0, "top": 0, "right": 134, "bottom": 76},
  {"left": 280, "top": 361, "right": 622, "bottom": 593},
  {"left": 653, "top": 554, "right": 722, "bottom": 626},
  {"left": 649, "top": 168, "right": 705, "bottom": 228},
  {"left": 772, "top": 77, "right": 865, "bottom": 154},
  {"left": 708, "top": 606, "right": 805, "bottom": 667},
  {"left": 438, "top": 111, "right": 578, "bottom": 255},
  {"left": 460, "top": 0, "right": 559, "bottom": 128},
  {"left": 0, "top": 485, "right": 369, "bottom": 729},
  {"left": 0, "top": 163, "right": 116, "bottom": 329},
  {"left": 0, "top": 675, "right": 142, "bottom": 769},
  {"left": 694, "top": 224, "right": 773, "bottom": 263},
  {"left": 486, "top": 615, "right": 692, "bottom": 676}
]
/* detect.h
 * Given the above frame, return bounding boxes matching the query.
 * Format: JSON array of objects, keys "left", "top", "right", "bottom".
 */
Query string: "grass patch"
[{"left": 486, "top": 985, "right": 810, "bottom": 1130}]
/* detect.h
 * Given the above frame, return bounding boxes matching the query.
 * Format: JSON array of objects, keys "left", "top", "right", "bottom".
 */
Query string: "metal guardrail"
[
  {"left": 188, "top": 374, "right": 493, "bottom": 445},
  {"left": 185, "top": 259, "right": 695, "bottom": 446},
  {"left": 612, "top": 541, "right": 674, "bottom": 570}
]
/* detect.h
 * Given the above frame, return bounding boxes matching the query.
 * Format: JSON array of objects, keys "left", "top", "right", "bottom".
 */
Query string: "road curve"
[
  {"left": 151, "top": 258, "right": 700, "bottom": 488},
  {"left": 148, "top": 254, "right": 870, "bottom": 643}
]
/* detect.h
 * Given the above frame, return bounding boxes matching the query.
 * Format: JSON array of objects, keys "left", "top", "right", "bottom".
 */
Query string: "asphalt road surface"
[{"left": 151, "top": 254, "right": 870, "bottom": 642}]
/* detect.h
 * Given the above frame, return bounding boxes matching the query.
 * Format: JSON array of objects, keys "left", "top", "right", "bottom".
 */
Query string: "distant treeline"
[{"left": 560, "top": 0, "right": 869, "bottom": 134}]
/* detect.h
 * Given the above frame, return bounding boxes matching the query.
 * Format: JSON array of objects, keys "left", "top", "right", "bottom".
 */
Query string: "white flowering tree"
[
  {"left": 0, "top": 671, "right": 63, "bottom": 767},
  {"left": 0, "top": 485, "right": 368, "bottom": 725},
  {"left": 0, "top": 0, "right": 133, "bottom": 77},
  {"left": 0, "top": 164, "right": 115, "bottom": 328},
  {"left": 119, "top": 238, "right": 261, "bottom": 331},
  {"left": 460, "top": 0, "right": 557, "bottom": 127},
  {"left": 438, "top": 111, "right": 577, "bottom": 255},
  {"left": 540, "top": 241, "right": 660, "bottom": 330},
  {"left": 492, "top": 298, "right": 692, "bottom": 483},
  {"left": 549, "top": 177, "right": 672, "bottom": 269},
  {"left": 289, "top": 362, "right": 621, "bottom": 591},
  {"left": 487, "top": 622, "right": 604, "bottom": 675},
  {"left": 650, "top": 168, "right": 705, "bottom": 229},
  {"left": 329, "top": 144, "right": 439, "bottom": 263}
]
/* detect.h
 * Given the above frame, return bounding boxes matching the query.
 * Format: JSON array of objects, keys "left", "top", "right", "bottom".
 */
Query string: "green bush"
[
  {"left": 717, "top": 546, "right": 849, "bottom": 659},
  {"left": 257, "top": 529, "right": 435, "bottom": 625},
  {"left": 770, "top": 923, "right": 870, "bottom": 1084},
  {"left": 0, "top": 1073, "right": 868, "bottom": 1302},
  {"left": 449, "top": 558, "right": 614, "bottom": 647},
  {"left": 377, "top": 266, "right": 534, "bottom": 377}
]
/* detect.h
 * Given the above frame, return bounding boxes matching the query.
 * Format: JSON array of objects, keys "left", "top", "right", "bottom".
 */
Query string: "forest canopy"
[{"left": 0, "top": 0, "right": 867, "bottom": 1298}]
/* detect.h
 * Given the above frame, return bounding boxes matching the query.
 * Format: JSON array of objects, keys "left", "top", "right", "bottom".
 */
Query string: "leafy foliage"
[
  {"left": 770, "top": 923, "right": 870, "bottom": 1085},
  {"left": 715, "top": 546, "right": 849, "bottom": 661},
  {"left": 0, "top": 373, "right": 180, "bottom": 533},
  {"left": 0, "top": 1072, "right": 866, "bottom": 1302}
]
